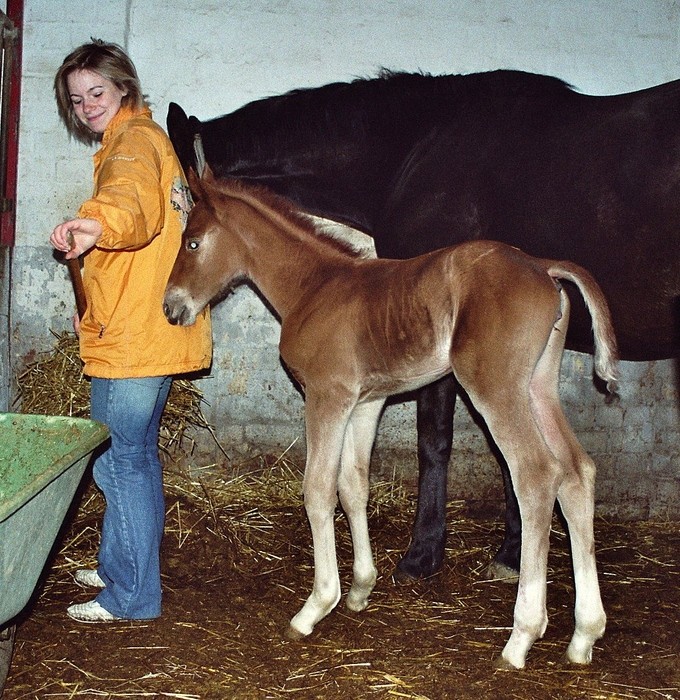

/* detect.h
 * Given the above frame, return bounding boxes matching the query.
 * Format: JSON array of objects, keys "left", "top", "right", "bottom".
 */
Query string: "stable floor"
[{"left": 4, "top": 460, "right": 679, "bottom": 700}]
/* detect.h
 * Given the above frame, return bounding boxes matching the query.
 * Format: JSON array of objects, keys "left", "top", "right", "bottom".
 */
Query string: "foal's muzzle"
[{"left": 163, "top": 288, "right": 198, "bottom": 326}]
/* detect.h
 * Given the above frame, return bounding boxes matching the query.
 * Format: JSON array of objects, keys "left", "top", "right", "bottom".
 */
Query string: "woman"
[{"left": 50, "top": 40, "right": 212, "bottom": 623}]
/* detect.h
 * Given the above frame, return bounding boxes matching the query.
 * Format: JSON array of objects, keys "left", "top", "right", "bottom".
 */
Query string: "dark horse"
[{"left": 168, "top": 69, "right": 680, "bottom": 580}]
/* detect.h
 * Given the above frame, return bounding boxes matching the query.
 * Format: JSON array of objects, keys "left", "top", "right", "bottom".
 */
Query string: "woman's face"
[{"left": 67, "top": 68, "right": 128, "bottom": 135}]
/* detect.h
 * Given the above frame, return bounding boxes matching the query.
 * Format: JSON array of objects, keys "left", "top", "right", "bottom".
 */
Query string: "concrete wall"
[{"left": 8, "top": 0, "right": 680, "bottom": 517}]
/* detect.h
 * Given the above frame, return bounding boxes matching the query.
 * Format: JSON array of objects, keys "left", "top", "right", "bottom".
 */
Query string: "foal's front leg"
[
  {"left": 287, "top": 396, "right": 351, "bottom": 639},
  {"left": 338, "top": 399, "right": 384, "bottom": 612}
]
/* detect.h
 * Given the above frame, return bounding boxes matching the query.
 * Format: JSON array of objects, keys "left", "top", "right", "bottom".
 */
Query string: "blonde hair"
[{"left": 54, "top": 39, "right": 148, "bottom": 145}]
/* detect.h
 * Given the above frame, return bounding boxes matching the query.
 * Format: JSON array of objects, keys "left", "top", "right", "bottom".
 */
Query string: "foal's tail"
[{"left": 546, "top": 261, "right": 620, "bottom": 396}]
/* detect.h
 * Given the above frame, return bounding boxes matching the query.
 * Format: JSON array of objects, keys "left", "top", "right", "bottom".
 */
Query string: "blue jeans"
[{"left": 89, "top": 376, "right": 172, "bottom": 619}]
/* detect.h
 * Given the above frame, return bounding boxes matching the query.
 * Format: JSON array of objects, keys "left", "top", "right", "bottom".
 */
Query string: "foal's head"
[{"left": 164, "top": 166, "right": 244, "bottom": 326}]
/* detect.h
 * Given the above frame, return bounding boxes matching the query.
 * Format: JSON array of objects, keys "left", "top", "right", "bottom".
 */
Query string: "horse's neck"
[
  {"left": 232, "top": 196, "right": 346, "bottom": 319},
  {"left": 204, "top": 95, "right": 400, "bottom": 232}
]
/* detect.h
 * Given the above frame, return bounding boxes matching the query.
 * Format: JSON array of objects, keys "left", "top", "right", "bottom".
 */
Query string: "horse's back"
[{"left": 374, "top": 79, "right": 680, "bottom": 359}]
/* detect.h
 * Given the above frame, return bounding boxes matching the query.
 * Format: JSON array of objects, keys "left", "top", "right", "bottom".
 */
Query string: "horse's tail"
[{"left": 546, "top": 261, "right": 620, "bottom": 397}]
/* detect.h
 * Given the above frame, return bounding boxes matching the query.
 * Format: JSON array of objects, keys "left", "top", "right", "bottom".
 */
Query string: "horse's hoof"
[
  {"left": 284, "top": 625, "right": 307, "bottom": 641},
  {"left": 392, "top": 539, "right": 445, "bottom": 581},
  {"left": 565, "top": 638, "right": 595, "bottom": 665},
  {"left": 393, "top": 555, "right": 442, "bottom": 582},
  {"left": 564, "top": 650, "right": 592, "bottom": 666},
  {"left": 485, "top": 560, "right": 519, "bottom": 583},
  {"left": 391, "top": 565, "right": 416, "bottom": 584},
  {"left": 493, "top": 655, "right": 522, "bottom": 671},
  {"left": 346, "top": 595, "right": 369, "bottom": 613}
]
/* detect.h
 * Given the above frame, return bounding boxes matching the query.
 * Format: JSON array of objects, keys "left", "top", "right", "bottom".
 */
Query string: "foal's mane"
[{"left": 214, "top": 177, "right": 364, "bottom": 258}]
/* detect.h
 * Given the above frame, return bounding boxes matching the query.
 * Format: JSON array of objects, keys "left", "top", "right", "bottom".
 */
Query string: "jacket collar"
[{"left": 101, "top": 104, "right": 153, "bottom": 146}]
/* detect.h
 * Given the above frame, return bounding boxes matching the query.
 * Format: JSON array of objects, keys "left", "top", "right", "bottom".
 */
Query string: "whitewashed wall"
[{"left": 10, "top": 0, "right": 680, "bottom": 517}]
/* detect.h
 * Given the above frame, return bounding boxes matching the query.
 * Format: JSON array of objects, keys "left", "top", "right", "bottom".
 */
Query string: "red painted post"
[{"left": 0, "top": 0, "right": 23, "bottom": 247}]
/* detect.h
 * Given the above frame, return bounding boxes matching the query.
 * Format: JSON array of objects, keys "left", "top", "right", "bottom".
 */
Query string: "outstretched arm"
[{"left": 50, "top": 217, "right": 103, "bottom": 259}]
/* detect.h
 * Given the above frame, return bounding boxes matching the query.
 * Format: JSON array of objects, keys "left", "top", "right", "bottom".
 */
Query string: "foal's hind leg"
[
  {"left": 460, "top": 375, "right": 562, "bottom": 669},
  {"left": 531, "top": 398, "right": 606, "bottom": 663},
  {"left": 557, "top": 449, "right": 606, "bottom": 664},
  {"left": 338, "top": 399, "right": 384, "bottom": 612},
  {"left": 488, "top": 420, "right": 561, "bottom": 669},
  {"left": 458, "top": 363, "right": 561, "bottom": 665},
  {"left": 530, "top": 297, "right": 606, "bottom": 664}
]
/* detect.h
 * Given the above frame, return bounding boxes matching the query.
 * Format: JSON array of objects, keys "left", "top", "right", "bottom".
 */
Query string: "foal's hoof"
[
  {"left": 346, "top": 595, "right": 370, "bottom": 613},
  {"left": 485, "top": 560, "right": 519, "bottom": 583},
  {"left": 284, "top": 625, "right": 308, "bottom": 642},
  {"left": 564, "top": 650, "right": 592, "bottom": 666},
  {"left": 493, "top": 655, "right": 522, "bottom": 671},
  {"left": 565, "top": 636, "right": 596, "bottom": 665}
]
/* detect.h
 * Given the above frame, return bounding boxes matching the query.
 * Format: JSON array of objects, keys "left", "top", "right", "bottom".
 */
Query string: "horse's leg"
[
  {"left": 558, "top": 457, "right": 606, "bottom": 664},
  {"left": 456, "top": 349, "right": 560, "bottom": 666},
  {"left": 527, "top": 412, "right": 605, "bottom": 663},
  {"left": 529, "top": 289, "right": 606, "bottom": 664},
  {"left": 480, "top": 410, "right": 561, "bottom": 669},
  {"left": 395, "top": 374, "right": 457, "bottom": 580},
  {"left": 396, "top": 374, "right": 522, "bottom": 582},
  {"left": 337, "top": 399, "right": 384, "bottom": 612},
  {"left": 486, "top": 462, "right": 522, "bottom": 582},
  {"left": 287, "top": 395, "right": 352, "bottom": 639}
]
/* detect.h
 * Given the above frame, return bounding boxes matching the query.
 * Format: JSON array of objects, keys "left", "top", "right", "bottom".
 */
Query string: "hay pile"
[{"left": 14, "top": 330, "right": 211, "bottom": 455}]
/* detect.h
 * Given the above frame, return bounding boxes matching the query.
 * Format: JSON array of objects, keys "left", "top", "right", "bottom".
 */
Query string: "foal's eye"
[{"left": 186, "top": 239, "right": 200, "bottom": 251}]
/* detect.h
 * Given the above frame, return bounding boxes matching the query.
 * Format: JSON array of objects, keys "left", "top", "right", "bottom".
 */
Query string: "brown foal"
[{"left": 163, "top": 167, "right": 619, "bottom": 669}]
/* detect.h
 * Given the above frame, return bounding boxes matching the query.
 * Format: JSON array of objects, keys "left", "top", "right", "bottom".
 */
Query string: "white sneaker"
[
  {"left": 67, "top": 599, "right": 121, "bottom": 623},
  {"left": 74, "top": 569, "right": 106, "bottom": 589}
]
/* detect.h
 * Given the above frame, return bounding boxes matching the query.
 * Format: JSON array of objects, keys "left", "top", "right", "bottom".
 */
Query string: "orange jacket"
[{"left": 76, "top": 106, "right": 212, "bottom": 378}]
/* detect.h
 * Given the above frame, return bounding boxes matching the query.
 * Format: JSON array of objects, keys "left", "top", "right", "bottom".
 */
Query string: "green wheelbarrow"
[{"left": 0, "top": 413, "right": 109, "bottom": 695}]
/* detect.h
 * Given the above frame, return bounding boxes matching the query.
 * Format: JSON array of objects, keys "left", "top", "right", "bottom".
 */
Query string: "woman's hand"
[{"left": 50, "top": 218, "right": 103, "bottom": 259}]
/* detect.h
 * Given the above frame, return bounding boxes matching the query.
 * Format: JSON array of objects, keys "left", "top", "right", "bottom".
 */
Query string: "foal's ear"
[
  {"left": 201, "top": 162, "right": 216, "bottom": 183},
  {"left": 187, "top": 167, "right": 205, "bottom": 201}
]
